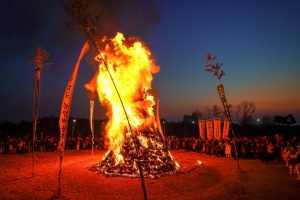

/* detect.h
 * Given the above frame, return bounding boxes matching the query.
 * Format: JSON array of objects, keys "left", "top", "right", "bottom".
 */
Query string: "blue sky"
[{"left": 0, "top": 0, "right": 300, "bottom": 123}]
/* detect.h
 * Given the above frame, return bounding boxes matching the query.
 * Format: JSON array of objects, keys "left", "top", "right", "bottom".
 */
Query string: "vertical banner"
[
  {"left": 90, "top": 100, "right": 94, "bottom": 136},
  {"left": 58, "top": 41, "right": 90, "bottom": 154},
  {"left": 90, "top": 100, "right": 94, "bottom": 155},
  {"left": 217, "top": 84, "right": 232, "bottom": 122},
  {"left": 213, "top": 118, "right": 221, "bottom": 140},
  {"left": 198, "top": 120, "right": 205, "bottom": 139},
  {"left": 206, "top": 119, "right": 213, "bottom": 140},
  {"left": 156, "top": 100, "right": 165, "bottom": 141},
  {"left": 222, "top": 118, "right": 230, "bottom": 139}
]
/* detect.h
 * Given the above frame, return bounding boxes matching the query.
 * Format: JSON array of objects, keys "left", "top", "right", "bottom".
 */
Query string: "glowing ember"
[
  {"left": 88, "top": 32, "right": 179, "bottom": 178},
  {"left": 198, "top": 160, "right": 203, "bottom": 165}
]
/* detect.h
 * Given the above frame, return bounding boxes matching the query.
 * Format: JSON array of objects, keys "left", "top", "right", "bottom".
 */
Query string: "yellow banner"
[{"left": 58, "top": 41, "right": 90, "bottom": 152}]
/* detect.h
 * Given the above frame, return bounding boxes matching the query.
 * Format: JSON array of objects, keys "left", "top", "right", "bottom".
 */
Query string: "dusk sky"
[{"left": 1, "top": 0, "right": 300, "bottom": 123}]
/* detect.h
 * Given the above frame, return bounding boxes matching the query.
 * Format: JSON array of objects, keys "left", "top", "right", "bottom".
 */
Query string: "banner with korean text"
[
  {"left": 206, "top": 119, "right": 213, "bottom": 140},
  {"left": 217, "top": 84, "right": 232, "bottom": 123},
  {"left": 198, "top": 120, "right": 205, "bottom": 139},
  {"left": 58, "top": 41, "right": 90, "bottom": 154},
  {"left": 222, "top": 118, "right": 230, "bottom": 139},
  {"left": 213, "top": 118, "right": 221, "bottom": 140}
]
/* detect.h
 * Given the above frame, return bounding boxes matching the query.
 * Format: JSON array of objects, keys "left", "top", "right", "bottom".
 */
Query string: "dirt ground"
[{"left": 0, "top": 150, "right": 299, "bottom": 200}]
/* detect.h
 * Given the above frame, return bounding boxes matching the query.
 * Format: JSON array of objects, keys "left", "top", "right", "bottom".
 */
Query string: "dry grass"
[{"left": 0, "top": 150, "right": 299, "bottom": 200}]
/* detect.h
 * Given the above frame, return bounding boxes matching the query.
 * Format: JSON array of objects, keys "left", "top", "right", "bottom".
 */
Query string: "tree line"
[
  {"left": 189, "top": 100, "right": 298, "bottom": 136},
  {"left": 0, "top": 101, "right": 298, "bottom": 140}
]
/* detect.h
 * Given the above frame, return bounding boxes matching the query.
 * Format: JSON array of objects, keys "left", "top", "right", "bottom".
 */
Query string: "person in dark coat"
[{"left": 260, "top": 142, "right": 268, "bottom": 164}]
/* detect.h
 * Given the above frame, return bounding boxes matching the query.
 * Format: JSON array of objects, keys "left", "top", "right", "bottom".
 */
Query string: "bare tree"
[
  {"left": 62, "top": 0, "right": 103, "bottom": 46},
  {"left": 212, "top": 105, "right": 223, "bottom": 117},
  {"left": 205, "top": 106, "right": 212, "bottom": 118},
  {"left": 235, "top": 100, "right": 256, "bottom": 135},
  {"left": 222, "top": 104, "right": 233, "bottom": 118},
  {"left": 192, "top": 110, "right": 202, "bottom": 118}
]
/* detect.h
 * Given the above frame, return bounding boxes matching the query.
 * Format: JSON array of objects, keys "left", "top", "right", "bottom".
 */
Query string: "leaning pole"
[
  {"left": 87, "top": 33, "right": 148, "bottom": 200},
  {"left": 204, "top": 53, "right": 239, "bottom": 170},
  {"left": 61, "top": 2, "right": 147, "bottom": 198}
]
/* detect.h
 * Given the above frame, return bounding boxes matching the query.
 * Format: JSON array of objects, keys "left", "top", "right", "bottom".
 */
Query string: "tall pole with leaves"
[
  {"left": 61, "top": 1, "right": 147, "bottom": 199},
  {"left": 29, "top": 47, "right": 51, "bottom": 177},
  {"left": 204, "top": 53, "right": 239, "bottom": 170}
]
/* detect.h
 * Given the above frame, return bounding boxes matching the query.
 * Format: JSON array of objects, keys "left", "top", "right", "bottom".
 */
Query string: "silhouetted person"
[{"left": 261, "top": 142, "right": 268, "bottom": 164}]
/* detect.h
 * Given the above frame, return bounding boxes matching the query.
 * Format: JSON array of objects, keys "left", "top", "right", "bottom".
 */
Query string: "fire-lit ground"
[{"left": 0, "top": 150, "right": 299, "bottom": 200}]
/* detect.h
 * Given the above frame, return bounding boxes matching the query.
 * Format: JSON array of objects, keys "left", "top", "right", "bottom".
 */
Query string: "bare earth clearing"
[{"left": 0, "top": 150, "right": 299, "bottom": 200}]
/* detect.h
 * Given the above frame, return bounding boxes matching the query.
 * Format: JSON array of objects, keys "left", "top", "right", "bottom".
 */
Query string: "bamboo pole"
[
  {"left": 62, "top": 1, "right": 148, "bottom": 198},
  {"left": 30, "top": 47, "right": 51, "bottom": 177},
  {"left": 86, "top": 33, "right": 148, "bottom": 200},
  {"left": 32, "top": 68, "right": 40, "bottom": 177}
]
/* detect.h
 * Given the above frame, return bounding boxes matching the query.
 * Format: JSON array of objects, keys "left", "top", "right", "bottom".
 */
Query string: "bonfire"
[{"left": 87, "top": 32, "right": 179, "bottom": 178}]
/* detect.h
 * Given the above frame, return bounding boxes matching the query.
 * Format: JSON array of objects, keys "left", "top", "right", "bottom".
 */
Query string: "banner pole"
[
  {"left": 57, "top": 41, "right": 90, "bottom": 193},
  {"left": 217, "top": 84, "right": 239, "bottom": 170}
]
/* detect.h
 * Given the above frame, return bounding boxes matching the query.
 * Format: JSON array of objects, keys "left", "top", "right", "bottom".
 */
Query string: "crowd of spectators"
[
  {"left": 0, "top": 134, "right": 110, "bottom": 155},
  {"left": 1, "top": 132, "right": 299, "bottom": 180},
  {"left": 164, "top": 134, "right": 300, "bottom": 180}
]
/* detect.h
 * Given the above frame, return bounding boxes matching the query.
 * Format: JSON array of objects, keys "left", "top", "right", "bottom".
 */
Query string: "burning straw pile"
[
  {"left": 84, "top": 32, "right": 179, "bottom": 179},
  {"left": 89, "top": 133, "right": 178, "bottom": 178}
]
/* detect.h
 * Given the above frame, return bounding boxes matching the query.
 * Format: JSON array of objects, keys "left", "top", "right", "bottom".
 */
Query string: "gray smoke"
[{"left": 84, "top": 0, "right": 161, "bottom": 38}]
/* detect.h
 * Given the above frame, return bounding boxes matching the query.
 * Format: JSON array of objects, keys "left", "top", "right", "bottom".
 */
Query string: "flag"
[
  {"left": 222, "top": 118, "right": 230, "bottom": 139},
  {"left": 90, "top": 100, "right": 94, "bottom": 136},
  {"left": 58, "top": 41, "right": 90, "bottom": 154},
  {"left": 156, "top": 100, "right": 165, "bottom": 140},
  {"left": 217, "top": 84, "right": 232, "bottom": 122},
  {"left": 206, "top": 119, "right": 213, "bottom": 140},
  {"left": 213, "top": 118, "right": 221, "bottom": 140},
  {"left": 198, "top": 120, "right": 205, "bottom": 139}
]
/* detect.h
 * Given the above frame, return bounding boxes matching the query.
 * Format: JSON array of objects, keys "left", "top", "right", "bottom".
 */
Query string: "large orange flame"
[
  {"left": 87, "top": 32, "right": 180, "bottom": 178},
  {"left": 96, "top": 32, "right": 160, "bottom": 156}
]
